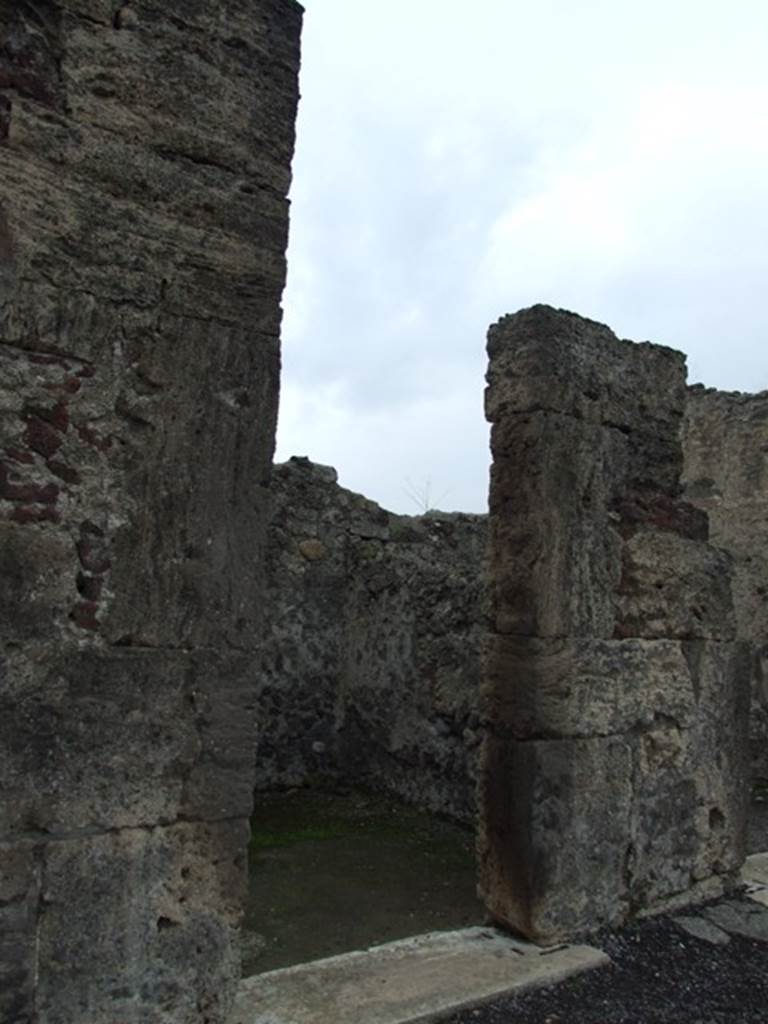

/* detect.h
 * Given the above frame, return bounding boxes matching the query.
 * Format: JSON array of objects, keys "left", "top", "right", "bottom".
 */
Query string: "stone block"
[
  {"left": 181, "top": 653, "right": 261, "bottom": 823},
  {"left": 673, "top": 914, "right": 731, "bottom": 945},
  {"left": 684, "top": 640, "right": 751, "bottom": 878},
  {"left": 701, "top": 900, "right": 768, "bottom": 943},
  {"left": 85, "top": 320, "right": 279, "bottom": 651},
  {"left": 0, "top": 524, "right": 75, "bottom": 643},
  {"left": 483, "top": 631, "right": 749, "bottom": 918},
  {"left": 479, "top": 735, "right": 634, "bottom": 941},
  {"left": 485, "top": 306, "right": 686, "bottom": 498},
  {"left": 627, "top": 729, "right": 703, "bottom": 905},
  {"left": 484, "top": 636, "right": 698, "bottom": 738},
  {"left": 488, "top": 411, "right": 624, "bottom": 638},
  {"left": 231, "top": 927, "right": 609, "bottom": 1024},
  {"left": 615, "top": 528, "right": 735, "bottom": 640},
  {"left": 0, "top": 841, "right": 41, "bottom": 1024},
  {"left": 486, "top": 305, "right": 685, "bottom": 426},
  {"left": 62, "top": 0, "right": 302, "bottom": 194},
  {"left": 36, "top": 821, "right": 247, "bottom": 1024},
  {"left": 0, "top": 646, "right": 257, "bottom": 838},
  {"left": 480, "top": 712, "right": 747, "bottom": 941},
  {"left": 481, "top": 636, "right": 749, "bottom": 937}
]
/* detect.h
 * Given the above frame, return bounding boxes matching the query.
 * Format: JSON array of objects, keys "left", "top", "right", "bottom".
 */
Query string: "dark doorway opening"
[{"left": 241, "top": 785, "right": 483, "bottom": 976}]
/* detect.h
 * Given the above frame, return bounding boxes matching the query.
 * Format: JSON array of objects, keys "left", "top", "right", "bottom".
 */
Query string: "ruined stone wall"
[
  {"left": 683, "top": 387, "right": 768, "bottom": 783},
  {"left": 0, "top": 3, "right": 301, "bottom": 1022},
  {"left": 257, "top": 457, "right": 487, "bottom": 823},
  {"left": 480, "top": 306, "right": 750, "bottom": 943}
]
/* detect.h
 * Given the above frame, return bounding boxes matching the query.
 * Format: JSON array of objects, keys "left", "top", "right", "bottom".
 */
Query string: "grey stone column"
[
  {"left": 0, "top": 2, "right": 301, "bottom": 1021},
  {"left": 683, "top": 387, "right": 768, "bottom": 784},
  {"left": 479, "top": 306, "right": 750, "bottom": 942}
]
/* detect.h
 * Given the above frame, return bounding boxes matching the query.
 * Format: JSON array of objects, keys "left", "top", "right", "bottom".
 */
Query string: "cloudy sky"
[{"left": 276, "top": 0, "right": 768, "bottom": 514}]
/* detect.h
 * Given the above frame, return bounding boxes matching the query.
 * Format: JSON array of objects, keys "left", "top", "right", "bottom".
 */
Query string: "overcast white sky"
[{"left": 275, "top": 0, "right": 768, "bottom": 514}]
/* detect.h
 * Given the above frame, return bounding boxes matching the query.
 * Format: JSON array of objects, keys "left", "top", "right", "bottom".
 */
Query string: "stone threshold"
[
  {"left": 229, "top": 926, "right": 609, "bottom": 1024},
  {"left": 742, "top": 851, "right": 768, "bottom": 908}
]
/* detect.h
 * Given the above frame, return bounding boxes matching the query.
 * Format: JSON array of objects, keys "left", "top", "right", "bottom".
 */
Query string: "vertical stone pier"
[
  {"left": 0, "top": 3, "right": 301, "bottom": 1022},
  {"left": 683, "top": 387, "right": 768, "bottom": 783},
  {"left": 479, "top": 306, "right": 750, "bottom": 942}
]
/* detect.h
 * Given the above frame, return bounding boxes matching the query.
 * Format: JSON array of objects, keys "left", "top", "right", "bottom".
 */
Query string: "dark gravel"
[
  {"left": 439, "top": 798, "right": 768, "bottom": 1024},
  {"left": 439, "top": 898, "right": 768, "bottom": 1024},
  {"left": 248, "top": 789, "right": 768, "bottom": 1021}
]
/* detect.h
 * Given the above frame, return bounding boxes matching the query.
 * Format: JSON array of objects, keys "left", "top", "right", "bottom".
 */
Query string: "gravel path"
[
  {"left": 439, "top": 802, "right": 768, "bottom": 1024},
  {"left": 441, "top": 900, "right": 768, "bottom": 1024}
]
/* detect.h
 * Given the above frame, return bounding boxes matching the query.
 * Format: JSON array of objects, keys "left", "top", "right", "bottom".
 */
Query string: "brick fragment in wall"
[{"left": 0, "top": 343, "right": 118, "bottom": 635}]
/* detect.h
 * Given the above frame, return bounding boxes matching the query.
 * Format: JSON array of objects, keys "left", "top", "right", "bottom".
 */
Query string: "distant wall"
[
  {"left": 479, "top": 306, "right": 750, "bottom": 942},
  {"left": 0, "top": 3, "right": 301, "bottom": 1022},
  {"left": 257, "top": 457, "right": 487, "bottom": 823},
  {"left": 683, "top": 387, "right": 768, "bottom": 783}
]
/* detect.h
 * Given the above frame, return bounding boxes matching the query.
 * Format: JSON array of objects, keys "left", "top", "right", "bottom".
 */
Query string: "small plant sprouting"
[{"left": 403, "top": 477, "right": 450, "bottom": 514}]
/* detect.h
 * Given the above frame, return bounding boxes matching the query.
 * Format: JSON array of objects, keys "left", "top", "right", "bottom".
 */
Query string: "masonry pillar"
[
  {"left": 0, "top": 2, "right": 301, "bottom": 1022},
  {"left": 683, "top": 387, "right": 768, "bottom": 783},
  {"left": 479, "top": 306, "right": 750, "bottom": 942}
]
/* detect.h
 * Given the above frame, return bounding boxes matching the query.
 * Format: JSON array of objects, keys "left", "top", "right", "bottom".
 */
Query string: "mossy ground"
[
  {"left": 242, "top": 786, "right": 482, "bottom": 975},
  {"left": 242, "top": 784, "right": 768, "bottom": 978}
]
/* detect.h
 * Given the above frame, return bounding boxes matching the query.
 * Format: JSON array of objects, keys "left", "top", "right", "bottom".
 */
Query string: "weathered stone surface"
[
  {"left": 485, "top": 309, "right": 713, "bottom": 643},
  {"left": 485, "top": 637, "right": 701, "bottom": 738},
  {"left": 701, "top": 900, "right": 768, "bottom": 943},
  {"left": 0, "top": 2, "right": 302, "bottom": 1021},
  {"left": 480, "top": 307, "right": 749, "bottom": 942},
  {"left": 486, "top": 410, "right": 624, "bottom": 638},
  {"left": 616, "top": 529, "right": 734, "bottom": 641},
  {"left": 673, "top": 915, "right": 731, "bottom": 945},
  {"left": 479, "top": 735, "right": 635, "bottom": 937},
  {"left": 683, "top": 387, "right": 768, "bottom": 781},
  {"left": 258, "top": 457, "right": 487, "bottom": 823},
  {"left": 0, "top": 523, "right": 74, "bottom": 641},
  {"left": 743, "top": 852, "right": 768, "bottom": 886},
  {"left": 231, "top": 927, "right": 609, "bottom": 1024},
  {"left": 0, "top": 841, "right": 41, "bottom": 1024},
  {"left": 35, "top": 822, "right": 248, "bottom": 1024},
  {"left": 485, "top": 305, "right": 687, "bottom": 440},
  {"left": 0, "top": 647, "right": 259, "bottom": 835}
]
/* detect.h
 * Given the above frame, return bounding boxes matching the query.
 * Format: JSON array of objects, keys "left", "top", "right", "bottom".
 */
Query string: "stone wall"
[
  {"left": 257, "top": 457, "right": 487, "bottom": 823},
  {"left": 0, "top": 3, "right": 301, "bottom": 1022},
  {"left": 479, "top": 306, "right": 750, "bottom": 943},
  {"left": 683, "top": 387, "right": 768, "bottom": 783}
]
